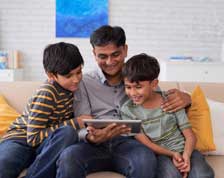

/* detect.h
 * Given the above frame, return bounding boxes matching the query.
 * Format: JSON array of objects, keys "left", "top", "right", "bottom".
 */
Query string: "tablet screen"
[{"left": 83, "top": 119, "right": 142, "bottom": 134}]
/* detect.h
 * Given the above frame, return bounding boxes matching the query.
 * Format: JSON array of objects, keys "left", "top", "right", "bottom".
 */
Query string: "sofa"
[{"left": 0, "top": 81, "right": 223, "bottom": 178}]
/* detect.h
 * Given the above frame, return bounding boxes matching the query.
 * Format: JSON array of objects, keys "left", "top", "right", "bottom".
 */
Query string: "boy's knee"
[
  {"left": 156, "top": 166, "right": 182, "bottom": 178},
  {"left": 58, "top": 126, "right": 78, "bottom": 140},
  {"left": 50, "top": 126, "right": 78, "bottom": 146},
  {"left": 206, "top": 168, "right": 215, "bottom": 178},
  {"left": 191, "top": 164, "right": 215, "bottom": 178}
]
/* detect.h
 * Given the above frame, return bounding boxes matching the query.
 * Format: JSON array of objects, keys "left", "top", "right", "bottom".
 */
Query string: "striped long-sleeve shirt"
[{"left": 1, "top": 81, "right": 77, "bottom": 147}]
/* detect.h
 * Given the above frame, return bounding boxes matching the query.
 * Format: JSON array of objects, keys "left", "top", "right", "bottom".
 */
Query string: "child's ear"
[
  {"left": 46, "top": 72, "right": 56, "bottom": 82},
  {"left": 152, "top": 79, "right": 159, "bottom": 90},
  {"left": 92, "top": 49, "right": 96, "bottom": 57}
]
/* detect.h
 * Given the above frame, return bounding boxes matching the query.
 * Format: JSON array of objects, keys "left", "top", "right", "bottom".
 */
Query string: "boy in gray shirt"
[{"left": 121, "top": 53, "right": 214, "bottom": 178}]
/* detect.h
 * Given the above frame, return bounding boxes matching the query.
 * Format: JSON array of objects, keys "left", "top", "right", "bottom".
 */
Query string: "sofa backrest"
[
  {"left": 0, "top": 81, "right": 41, "bottom": 113},
  {"left": 178, "top": 82, "right": 224, "bottom": 102},
  {"left": 0, "top": 81, "right": 223, "bottom": 114}
]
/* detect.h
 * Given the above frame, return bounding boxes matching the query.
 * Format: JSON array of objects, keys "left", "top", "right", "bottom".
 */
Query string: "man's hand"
[
  {"left": 161, "top": 89, "right": 191, "bottom": 113},
  {"left": 86, "top": 123, "right": 131, "bottom": 144},
  {"left": 76, "top": 115, "right": 93, "bottom": 128}
]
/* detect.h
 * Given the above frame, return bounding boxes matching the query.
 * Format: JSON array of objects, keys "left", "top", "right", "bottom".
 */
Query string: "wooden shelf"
[
  {"left": 0, "top": 69, "right": 23, "bottom": 81},
  {"left": 159, "top": 61, "right": 224, "bottom": 83}
]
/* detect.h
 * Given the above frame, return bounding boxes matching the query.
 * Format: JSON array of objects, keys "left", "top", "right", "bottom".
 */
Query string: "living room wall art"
[{"left": 56, "top": 0, "right": 108, "bottom": 38}]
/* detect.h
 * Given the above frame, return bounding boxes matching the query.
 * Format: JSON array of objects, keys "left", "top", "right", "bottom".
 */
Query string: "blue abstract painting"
[{"left": 56, "top": 0, "right": 108, "bottom": 38}]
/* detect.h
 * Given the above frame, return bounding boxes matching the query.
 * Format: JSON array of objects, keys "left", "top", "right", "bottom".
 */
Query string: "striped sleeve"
[
  {"left": 175, "top": 109, "right": 191, "bottom": 131},
  {"left": 26, "top": 87, "right": 57, "bottom": 147},
  {"left": 27, "top": 85, "right": 77, "bottom": 147}
]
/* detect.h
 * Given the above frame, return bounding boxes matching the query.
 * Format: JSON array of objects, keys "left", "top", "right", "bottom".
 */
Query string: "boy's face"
[
  {"left": 124, "top": 78, "right": 158, "bottom": 105},
  {"left": 48, "top": 65, "right": 82, "bottom": 92},
  {"left": 93, "top": 43, "right": 127, "bottom": 79}
]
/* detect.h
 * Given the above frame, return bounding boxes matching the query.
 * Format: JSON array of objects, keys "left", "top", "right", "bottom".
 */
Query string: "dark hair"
[
  {"left": 43, "top": 42, "right": 84, "bottom": 75},
  {"left": 90, "top": 25, "right": 126, "bottom": 48},
  {"left": 122, "top": 53, "right": 160, "bottom": 82}
]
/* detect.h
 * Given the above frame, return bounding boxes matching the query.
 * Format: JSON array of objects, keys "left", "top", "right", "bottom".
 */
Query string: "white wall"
[{"left": 1, "top": 0, "right": 224, "bottom": 81}]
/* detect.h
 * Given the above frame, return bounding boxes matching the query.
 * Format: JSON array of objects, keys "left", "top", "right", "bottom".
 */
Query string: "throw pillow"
[
  {"left": 187, "top": 86, "right": 216, "bottom": 152},
  {"left": 206, "top": 98, "right": 224, "bottom": 155},
  {"left": 0, "top": 95, "right": 19, "bottom": 137}
]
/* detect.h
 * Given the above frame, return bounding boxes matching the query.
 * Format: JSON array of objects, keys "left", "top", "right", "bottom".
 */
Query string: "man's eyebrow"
[
  {"left": 98, "top": 53, "right": 107, "bottom": 56},
  {"left": 112, "top": 50, "right": 120, "bottom": 54}
]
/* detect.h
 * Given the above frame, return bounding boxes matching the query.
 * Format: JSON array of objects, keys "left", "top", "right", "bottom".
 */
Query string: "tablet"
[{"left": 83, "top": 119, "right": 142, "bottom": 134}]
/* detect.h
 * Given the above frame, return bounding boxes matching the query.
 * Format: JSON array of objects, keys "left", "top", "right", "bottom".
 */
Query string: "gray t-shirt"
[{"left": 121, "top": 92, "right": 191, "bottom": 153}]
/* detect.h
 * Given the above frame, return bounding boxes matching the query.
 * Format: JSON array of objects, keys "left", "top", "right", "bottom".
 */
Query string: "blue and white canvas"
[{"left": 56, "top": 0, "right": 108, "bottom": 38}]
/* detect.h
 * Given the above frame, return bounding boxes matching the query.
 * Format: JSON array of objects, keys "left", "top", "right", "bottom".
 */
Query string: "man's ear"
[
  {"left": 152, "top": 79, "right": 159, "bottom": 90},
  {"left": 124, "top": 44, "right": 128, "bottom": 57}
]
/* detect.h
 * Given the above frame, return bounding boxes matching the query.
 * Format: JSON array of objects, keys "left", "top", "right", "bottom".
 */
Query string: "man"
[{"left": 56, "top": 25, "right": 191, "bottom": 178}]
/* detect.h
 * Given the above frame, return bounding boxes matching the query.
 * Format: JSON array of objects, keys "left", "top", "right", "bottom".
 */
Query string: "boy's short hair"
[
  {"left": 43, "top": 42, "right": 84, "bottom": 75},
  {"left": 90, "top": 25, "right": 126, "bottom": 48},
  {"left": 122, "top": 53, "right": 160, "bottom": 82}
]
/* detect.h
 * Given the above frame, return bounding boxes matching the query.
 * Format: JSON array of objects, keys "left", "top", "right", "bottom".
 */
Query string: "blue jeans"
[
  {"left": 156, "top": 150, "right": 214, "bottom": 178},
  {"left": 0, "top": 126, "right": 78, "bottom": 178},
  {"left": 26, "top": 126, "right": 78, "bottom": 178},
  {"left": 0, "top": 140, "right": 34, "bottom": 178},
  {"left": 57, "top": 136, "right": 157, "bottom": 178}
]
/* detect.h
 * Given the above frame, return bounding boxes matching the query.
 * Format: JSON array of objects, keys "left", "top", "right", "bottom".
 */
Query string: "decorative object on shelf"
[
  {"left": 0, "top": 50, "right": 23, "bottom": 81},
  {"left": 191, "top": 56, "right": 212, "bottom": 62},
  {"left": 0, "top": 69, "right": 23, "bottom": 81},
  {"left": 0, "top": 51, "right": 8, "bottom": 69},
  {"left": 169, "top": 56, "right": 192, "bottom": 61},
  {"left": 0, "top": 50, "right": 21, "bottom": 69},
  {"left": 160, "top": 61, "right": 224, "bottom": 83},
  {"left": 13, "top": 50, "right": 20, "bottom": 69},
  {"left": 168, "top": 56, "right": 212, "bottom": 62}
]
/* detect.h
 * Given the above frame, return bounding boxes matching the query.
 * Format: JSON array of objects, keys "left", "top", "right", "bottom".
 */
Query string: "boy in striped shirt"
[
  {"left": 0, "top": 42, "right": 87, "bottom": 178},
  {"left": 121, "top": 53, "right": 214, "bottom": 178}
]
